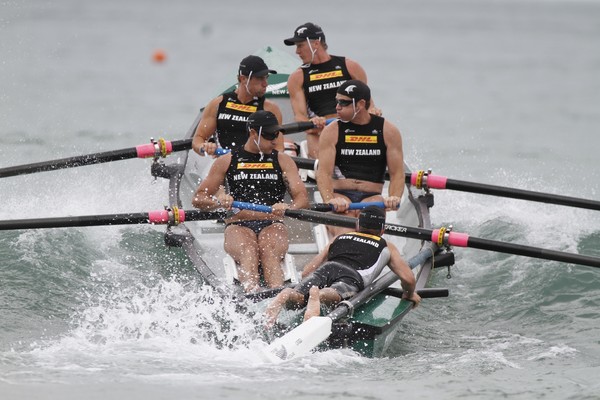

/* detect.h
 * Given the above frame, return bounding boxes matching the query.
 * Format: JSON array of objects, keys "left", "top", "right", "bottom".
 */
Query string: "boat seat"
[
  {"left": 310, "top": 191, "right": 332, "bottom": 253},
  {"left": 298, "top": 140, "right": 315, "bottom": 181},
  {"left": 222, "top": 253, "right": 300, "bottom": 286}
]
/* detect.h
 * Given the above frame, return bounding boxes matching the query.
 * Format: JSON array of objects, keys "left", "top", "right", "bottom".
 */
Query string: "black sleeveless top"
[
  {"left": 225, "top": 148, "right": 286, "bottom": 205},
  {"left": 215, "top": 91, "right": 265, "bottom": 150},
  {"left": 333, "top": 115, "right": 387, "bottom": 183},
  {"left": 327, "top": 232, "right": 388, "bottom": 271},
  {"left": 301, "top": 55, "right": 352, "bottom": 116}
]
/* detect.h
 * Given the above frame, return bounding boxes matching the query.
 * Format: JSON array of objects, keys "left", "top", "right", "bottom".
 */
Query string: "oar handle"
[
  {"left": 231, "top": 201, "right": 272, "bottom": 213},
  {"left": 231, "top": 201, "right": 385, "bottom": 214},
  {"left": 310, "top": 202, "right": 385, "bottom": 211}
]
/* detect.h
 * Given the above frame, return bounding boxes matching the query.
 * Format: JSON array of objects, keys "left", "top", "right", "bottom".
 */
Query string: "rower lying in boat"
[
  {"left": 191, "top": 110, "right": 309, "bottom": 293},
  {"left": 264, "top": 205, "right": 420, "bottom": 327}
]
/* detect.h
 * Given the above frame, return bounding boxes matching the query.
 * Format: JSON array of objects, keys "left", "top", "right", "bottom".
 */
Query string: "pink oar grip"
[
  {"left": 447, "top": 232, "right": 469, "bottom": 247},
  {"left": 147, "top": 209, "right": 186, "bottom": 224},
  {"left": 148, "top": 210, "right": 170, "bottom": 223},
  {"left": 135, "top": 141, "right": 174, "bottom": 158},
  {"left": 431, "top": 229, "right": 469, "bottom": 247},
  {"left": 425, "top": 174, "right": 448, "bottom": 189}
]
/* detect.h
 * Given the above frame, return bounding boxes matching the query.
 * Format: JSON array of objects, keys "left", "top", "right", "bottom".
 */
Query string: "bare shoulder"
[
  {"left": 287, "top": 68, "right": 304, "bottom": 87},
  {"left": 211, "top": 152, "right": 232, "bottom": 172},
  {"left": 277, "top": 151, "right": 298, "bottom": 170},
  {"left": 203, "top": 95, "right": 223, "bottom": 113},
  {"left": 345, "top": 57, "right": 368, "bottom": 81},
  {"left": 383, "top": 118, "right": 402, "bottom": 140},
  {"left": 264, "top": 100, "right": 283, "bottom": 120}
]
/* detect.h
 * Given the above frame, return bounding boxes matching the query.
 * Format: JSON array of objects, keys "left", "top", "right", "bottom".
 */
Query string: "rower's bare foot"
[
  {"left": 304, "top": 286, "right": 321, "bottom": 321},
  {"left": 264, "top": 303, "right": 282, "bottom": 328}
]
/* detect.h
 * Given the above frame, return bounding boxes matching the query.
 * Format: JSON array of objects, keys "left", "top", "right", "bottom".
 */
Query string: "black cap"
[
  {"left": 358, "top": 206, "right": 386, "bottom": 231},
  {"left": 246, "top": 110, "right": 283, "bottom": 134},
  {"left": 284, "top": 22, "right": 326, "bottom": 46},
  {"left": 238, "top": 55, "right": 277, "bottom": 77},
  {"left": 337, "top": 80, "right": 371, "bottom": 102}
]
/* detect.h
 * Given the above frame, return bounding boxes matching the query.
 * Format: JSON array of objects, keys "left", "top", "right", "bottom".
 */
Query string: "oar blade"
[{"left": 259, "top": 316, "right": 333, "bottom": 363}]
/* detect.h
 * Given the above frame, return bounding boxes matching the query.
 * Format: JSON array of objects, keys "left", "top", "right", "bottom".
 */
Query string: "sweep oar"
[
  {"left": 259, "top": 244, "right": 446, "bottom": 362},
  {"left": 0, "top": 208, "right": 225, "bottom": 231},
  {"left": 282, "top": 208, "right": 600, "bottom": 269},
  {"left": 0, "top": 138, "right": 191, "bottom": 178},
  {"left": 0, "top": 121, "right": 316, "bottom": 179},
  {"left": 408, "top": 170, "right": 600, "bottom": 211},
  {"left": 289, "top": 156, "right": 600, "bottom": 212}
]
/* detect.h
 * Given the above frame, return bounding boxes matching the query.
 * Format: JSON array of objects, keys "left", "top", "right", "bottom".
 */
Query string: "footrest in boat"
[{"left": 223, "top": 253, "right": 300, "bottom": 286}]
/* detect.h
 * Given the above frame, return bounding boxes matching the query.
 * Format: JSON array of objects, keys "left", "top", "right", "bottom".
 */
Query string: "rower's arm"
[
  {"left": 192, "top": 97, "right": 220, "bottom": 155},
  {"left": 384, "top": 121, "right": 405, "bottom": 200},
  {"left": 316, "top": 121, "right": 339, "bottom": 203},
  {"left": 387, "top": 242, "right": 417, "bottom": 300},
  {"left": 279, "top": 153, "right": 309, "bottom": 210},
  {"left": 191, "top": 155, "right": 230, "bottom": 210}
]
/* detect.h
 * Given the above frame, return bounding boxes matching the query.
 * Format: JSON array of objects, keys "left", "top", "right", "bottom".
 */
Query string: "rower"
[
  {"left": 191, "top": 110, "right": 309, "bottom": 293},
  {"left": 264, "top": 206, "right": 420, "bottom": 326}
]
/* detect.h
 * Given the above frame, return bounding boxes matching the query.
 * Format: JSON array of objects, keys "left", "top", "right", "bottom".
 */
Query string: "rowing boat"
[
  {"left": 153, "top": 45, "right": 452, "bottom": 359},
  {"left": 1, "top": 46, "right": 597, "bottom": 360}
]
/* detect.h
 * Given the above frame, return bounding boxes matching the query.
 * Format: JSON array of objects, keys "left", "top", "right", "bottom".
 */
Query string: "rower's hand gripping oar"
[
  {"left": 283, "top": 208, "right": 600, "bottom": 269},
  {"left": 0, "top": 121, "right": 316, "bottom": 179}
]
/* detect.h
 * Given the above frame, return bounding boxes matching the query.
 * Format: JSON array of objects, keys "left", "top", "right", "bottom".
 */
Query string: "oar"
[
  {"left": 0, "top": 138, "right": 192, "bottom": 178},
  {"left": 408, "top": 170, "right": 600, "bottom": 211},
  {"left": 0, "top": 121, "right": 316, "bottom": 179},
  {"left": 259, "top": 244, "right": 446, "bottom": 362},
  {"left": 288, "top": 156, "right": 600, "bottom": 212},
  {"left": 282, "top": 208, "right": 600, "bottom": 269},
  {"left": 231, "top": 201, "right": 385, "bottom": 213},
  {"left": 0, "top": 208, "right": 226, "bottom": 231}
]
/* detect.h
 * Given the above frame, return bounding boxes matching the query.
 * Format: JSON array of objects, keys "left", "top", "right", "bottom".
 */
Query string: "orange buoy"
[{"left": 152, "top": 49, "right": 167, "bottom": 63}]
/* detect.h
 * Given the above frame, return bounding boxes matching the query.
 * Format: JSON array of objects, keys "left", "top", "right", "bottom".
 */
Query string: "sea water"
[{"left": 1, "top": 0, "right": 599, "bottom": 399}]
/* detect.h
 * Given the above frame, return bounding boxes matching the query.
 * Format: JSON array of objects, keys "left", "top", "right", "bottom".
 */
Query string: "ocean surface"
[{"left": 1, "top": 0, "right": 600, "bottom": 399}]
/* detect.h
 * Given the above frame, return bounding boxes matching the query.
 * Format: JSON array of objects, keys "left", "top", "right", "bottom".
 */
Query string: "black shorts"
[
  {"left": 226, "top": 219, "right": 283, "bottom": 235},
  {"left": 333, "top": 189, "right": 381, "bottom": 203},
  {"left": 294, "top": 261, "right": 364, "bottom": 301}
]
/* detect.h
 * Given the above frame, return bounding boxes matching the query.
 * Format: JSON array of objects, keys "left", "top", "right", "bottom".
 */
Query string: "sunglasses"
[
  {"left": 336, "top": 98, "right": 354, "bottom": 107},
  {"left": 259, "top": 129, "right": 280, "bottom": 141}
]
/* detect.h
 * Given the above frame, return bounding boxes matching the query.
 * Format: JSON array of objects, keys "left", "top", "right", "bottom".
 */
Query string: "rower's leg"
[
  {"left": 304, "top": 286, "right": 322, "bottom": 321},
  {"left": 258, "top": 223, "right": 288, "bottom": 288},
  {"left": 224, "top": 225, "right": 260, "bottom": 292},
  {"left": 317, "top": 287, "right": 342, "bottom": 308},
  {"left": 264, "top": 288, "right": 305, "bottom": 327}
]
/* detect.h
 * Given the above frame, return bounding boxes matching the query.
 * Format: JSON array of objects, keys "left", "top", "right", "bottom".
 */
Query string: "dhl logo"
[
  {"left": 237, "top": 162, "right": 274, "bottom": 169},
  {"left": 309, "top": 70, "right": 344, "bottom": 81},
  {"left": 226, "top": 102, "right": 257, "bottom": 112},
  {"left": 354, "top": 232, "right": 382, "bottom": 241},
  {"left": 345, "top": 135, "right": 378, "bottom": 143}
]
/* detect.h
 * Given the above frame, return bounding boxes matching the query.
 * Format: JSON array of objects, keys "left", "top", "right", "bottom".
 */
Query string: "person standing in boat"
[
  {"left": 283, "top": 22, "right": 381, "bottom": 159},
  {"left": 317, "top": 79, "right": 404, "bottom": 237},
  {"left": 264, "top": 206, "right": 420, "bottom": 326},
  {"left": 192, "top": 55, "right": 285, "bottom": 156},
  {"left": 192, "top": 110, "right": 309, "bottom": 293}
]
